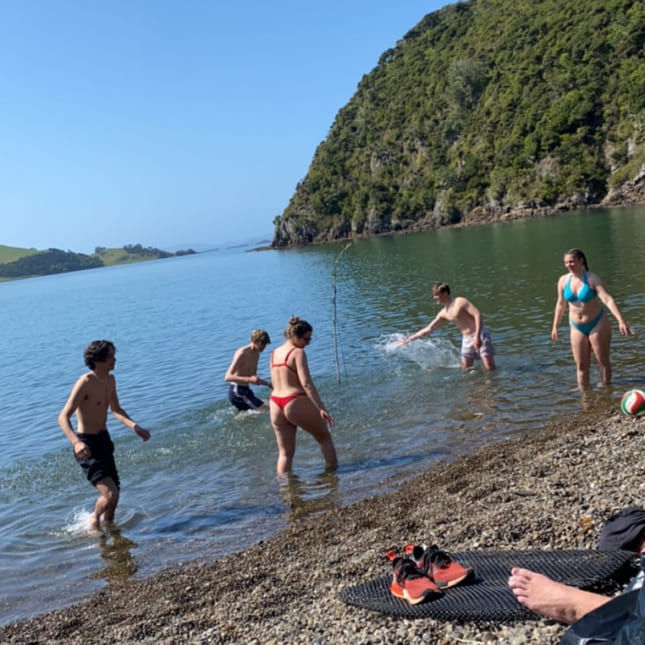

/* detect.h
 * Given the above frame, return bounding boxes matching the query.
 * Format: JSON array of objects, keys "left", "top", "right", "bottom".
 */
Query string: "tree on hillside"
[
  {"left": 0, "top": 249, "right": 103, "bottom": 278},
  {"left": 273, "top": 0, "right": 645, "bottom": 246}
]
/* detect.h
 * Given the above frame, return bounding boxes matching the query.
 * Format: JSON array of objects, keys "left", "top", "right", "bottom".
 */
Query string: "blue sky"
[{"left": 1, "top": 1, "right": 449, "bottom": 253}]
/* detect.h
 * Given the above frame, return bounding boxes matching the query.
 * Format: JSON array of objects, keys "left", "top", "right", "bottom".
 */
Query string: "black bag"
[{"left": 560, "top": 558, "right": 645, "bottom": 645}]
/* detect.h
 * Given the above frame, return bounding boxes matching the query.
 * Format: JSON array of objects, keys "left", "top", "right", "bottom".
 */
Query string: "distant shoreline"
[
  {"left": 0, "top": 245, "right": 197, "bottom": 283},
  {"left": 270, "top": 196, "right": 645, "bottom": 249},
  {"left": 0, "top": 239, "right": 280, "bottom": 281}
]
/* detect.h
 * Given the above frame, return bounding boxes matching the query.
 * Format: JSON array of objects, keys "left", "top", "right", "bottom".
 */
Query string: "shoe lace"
[
  {"left": 427, "top": 545, "right": 453, "bottom": 568},
  {"left": 396, "top": 558, "right": 426, "bottom": 580}
]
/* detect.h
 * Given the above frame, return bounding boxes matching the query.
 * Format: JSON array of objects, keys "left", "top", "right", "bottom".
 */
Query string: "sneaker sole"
[
  {"left": 390, "top": 582, "right": 441, "bottom": 604},
  {"left": 433, "top": 568, "right": 473, "bottom": 589}
]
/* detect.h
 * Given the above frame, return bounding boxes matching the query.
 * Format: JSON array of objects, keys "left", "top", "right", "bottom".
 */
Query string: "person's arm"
[
  {"left": 108, "top": 377, "right": 150, "bottom": 441},
  {"left": 294, "top": 349, "right": 334, "bottom": 427},
  {"left": 593, "top": 276, "right": 633, "bottom": 336},
  {"left": 57, "top": 376, "right": 91, "bottom": 458},
  {"left": 397, "top": 314, "right": 446, "bottom": 347},
  {"left": 224, "top": 348, "right": 247, "bottom": 383},
  {"left": 551, "top": 277, "right": 567, "bottom": 342}
]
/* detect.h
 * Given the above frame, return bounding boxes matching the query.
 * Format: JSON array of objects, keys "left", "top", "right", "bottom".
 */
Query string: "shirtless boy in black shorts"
[
  {"left": 58, "top": 340, "right": 150, "bottom": 533},
  {"left": 225, "top": 329, "right": 272, "bottom": 411}
]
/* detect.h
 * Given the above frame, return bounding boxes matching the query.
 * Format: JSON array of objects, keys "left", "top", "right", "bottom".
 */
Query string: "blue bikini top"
[{"left": 564, "top": 271, "right": 597, "bottom": 303}]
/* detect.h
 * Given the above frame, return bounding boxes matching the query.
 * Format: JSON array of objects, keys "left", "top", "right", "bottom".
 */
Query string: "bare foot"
[
  {"left": 508, "top": 568, "right": 610, "bottom": 625},
  {"left": 87, "top": 522, "right": 104, "bottom": 538}
]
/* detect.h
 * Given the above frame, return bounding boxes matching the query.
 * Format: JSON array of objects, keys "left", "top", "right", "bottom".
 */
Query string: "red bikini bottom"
[{"left": 270, "top": 392, "right": 306, "bottom": 411}]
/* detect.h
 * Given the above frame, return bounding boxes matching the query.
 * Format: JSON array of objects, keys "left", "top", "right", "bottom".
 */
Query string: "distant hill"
[
  {"left": 273, "top": 0, "right": 645, "bottom": 246},
  {"left": 0, "top": 244, "right": 196, "bottom": 281},
  {"left": 0, "top": 245, "right": 40, "bottom": 264}
]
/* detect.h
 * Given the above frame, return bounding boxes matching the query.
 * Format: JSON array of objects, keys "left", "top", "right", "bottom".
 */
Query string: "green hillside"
[
  {"left": 0, "top": 244, "right": 196, "bottom": 281},
  {"left": 0, "top": 245, "right": 39, "bottom": 263},
  {"left": 273, "top": 0, "right": 645, "bottom": 246},
  {"left": 95, "top": 244, "right": 174, "bottom": 266}
]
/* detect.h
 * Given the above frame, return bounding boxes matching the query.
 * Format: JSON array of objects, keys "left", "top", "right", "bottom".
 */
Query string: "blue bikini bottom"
[{"left": 570, "top": 308, "right": 605, "bottom": 336}]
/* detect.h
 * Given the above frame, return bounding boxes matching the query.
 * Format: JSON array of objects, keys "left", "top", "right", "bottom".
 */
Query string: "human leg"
[
  {"left": 569, "top": 326, "right": 591, "bottom": 389},
  {"left": 508, "top": 567, "right": 610, "bottom": 624},
  {"left": 91, "top": 477, "right": 120, "bottom": 530},
  {"left": 461, "top": 328, "right": 496, "bottom": 371},
  {"left": 76, "top": 431, "right": 121, "bottom": 530},
  {"left": 589, "top": 313, "right": 612, "bottom": 386},
  {"left": 460, "top": 356, "right": 475, "bottom": 370},
  {"left": 479, "top": 328, "right": 496, "bottom": 371},
  {"left": 460, "top": 334, "right": 476, "bottom": 370},
  {"left": 481, "top": 354, "right": 496, "bottom": 370},
  {"left": 270, "top": 403, "right": 297, "bottom": 474},
  {"left": 284, "top": 397, "right": 338, "bottom": 470}
]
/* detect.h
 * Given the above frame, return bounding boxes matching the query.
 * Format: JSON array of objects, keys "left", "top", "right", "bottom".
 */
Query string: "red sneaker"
[
  {"left": 386, "top": 551, "right": 442, "bottom": 604},
  {"left": 405, "top": 544, "right": 473, "bottom": 589}
]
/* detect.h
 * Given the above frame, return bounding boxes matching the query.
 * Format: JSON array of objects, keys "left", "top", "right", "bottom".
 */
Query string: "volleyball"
[{"left": 620, "top": 389, "right": 645, "bottom": 417}]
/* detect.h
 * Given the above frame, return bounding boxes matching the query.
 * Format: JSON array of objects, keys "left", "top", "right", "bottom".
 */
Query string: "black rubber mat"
[{"left": 338, "top": 549, "right": 636, "bottom": 621}]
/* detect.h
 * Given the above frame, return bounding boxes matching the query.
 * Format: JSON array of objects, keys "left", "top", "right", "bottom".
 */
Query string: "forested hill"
[
  {"left": 273, "top": 0, "right": 645, "bottom": 247},
  {"left": 0, "top": 244, "right": 196, "bottom": 281}
]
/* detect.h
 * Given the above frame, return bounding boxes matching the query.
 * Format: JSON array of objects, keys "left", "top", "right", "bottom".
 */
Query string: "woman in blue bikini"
[
  {"left": 552, "top": 248, "right": 633, "bottom": 389},
  {"left": 268, "top": 316, "right": 337, "bottom": 474}
]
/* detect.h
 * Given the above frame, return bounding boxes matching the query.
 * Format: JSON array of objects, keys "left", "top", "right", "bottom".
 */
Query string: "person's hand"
[
  {"left": 321, "top": 409, "right": 335, "bottom": 428},
  {"left": 134, "top": 424, "right": 151, "bottom": 441},
  {"left": 551, "top": 328, "right": 558, "bottom": 342},
  {"left": 619, "top": 322, "right": 633, "bottom": 336},
  {"left": 73, "top": 441, "right": 90, "bottom": 459},
  {"left": 474, "top": 335, "right": 482, "bottom": 350},
  {"left": 396, "top": 336, "right": 410, "bottom": 348}
]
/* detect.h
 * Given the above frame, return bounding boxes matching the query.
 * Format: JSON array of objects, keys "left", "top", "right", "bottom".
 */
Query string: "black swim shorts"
[
  {"left": 228, "top": 384, "right": 264, "bottom": 411},
  {"left": 75, "top": 430, "right": 120, "bottom": 489}
]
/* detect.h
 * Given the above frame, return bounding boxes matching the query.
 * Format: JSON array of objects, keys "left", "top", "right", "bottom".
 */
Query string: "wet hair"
[
  {"left": 251, "top": 329, "right": 271, "bottom": 345},
  {"left": 432, "top": 282, "right": 451, "bottom": 296},
  {"left": 84, "top": 340, "right": 115, "bottom": 369},
  {"left": 565, "top": 248, "right": 589, "bottom": 270},
  {"left": 284, "top": 316, "right": 313, "bottom": 340}
]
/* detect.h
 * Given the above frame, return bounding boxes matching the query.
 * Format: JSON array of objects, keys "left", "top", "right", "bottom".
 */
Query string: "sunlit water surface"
[{"left": 1, "top": 207, "right": 643, "bottom": 623}]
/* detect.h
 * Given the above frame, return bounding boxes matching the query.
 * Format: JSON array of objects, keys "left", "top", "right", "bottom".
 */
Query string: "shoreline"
[
  {"left": 270, "top": 195, "right": 645, "bottom": 249},
  {"left": 1, "top": 403, "right": 643, "bottom": 644}
]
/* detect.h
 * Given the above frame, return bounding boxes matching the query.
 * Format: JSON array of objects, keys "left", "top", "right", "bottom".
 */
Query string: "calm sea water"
[{"left": 1, "top": 207, "right": 643, "bottom": 623}]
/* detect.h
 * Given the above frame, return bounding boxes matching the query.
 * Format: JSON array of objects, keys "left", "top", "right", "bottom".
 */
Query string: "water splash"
[
  {"left": 62, "top": 509, "right": 96, "bottom": 537},
  {"left": 379, "top": 333, "right": 460, "bottom": 369}
]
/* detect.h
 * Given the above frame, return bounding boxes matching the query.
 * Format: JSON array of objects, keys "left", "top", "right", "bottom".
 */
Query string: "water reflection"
[
  {"left": 463, "top": 372, "right": 500, "bottom": 412},
  {"left": 278, "top": 471, "right": 340, "bottom": 522},
  {"left": 91, "top": 528, "right": 138, "bottom": 587},
  {"left": 579, "top": 386, "right": 617, "bottom": 415}
]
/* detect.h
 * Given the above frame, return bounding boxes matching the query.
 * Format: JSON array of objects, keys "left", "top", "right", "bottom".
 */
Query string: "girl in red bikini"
[{"left": 269, "top": 316, "right": 337, "bottom": 474}]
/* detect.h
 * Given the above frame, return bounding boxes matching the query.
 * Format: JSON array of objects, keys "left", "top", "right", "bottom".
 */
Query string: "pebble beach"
[{"left": 2, "top": 403, "right": 643, "bottom": 645}]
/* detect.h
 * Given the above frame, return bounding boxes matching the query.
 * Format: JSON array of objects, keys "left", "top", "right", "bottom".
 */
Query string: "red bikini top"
[{"left": 270, "top": 347, "right": 297, "bottom": 372}]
